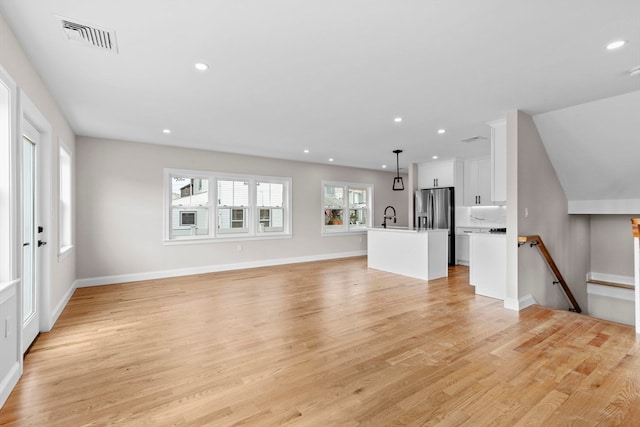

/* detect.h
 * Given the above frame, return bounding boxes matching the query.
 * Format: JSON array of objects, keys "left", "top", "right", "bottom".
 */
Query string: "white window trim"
[
  {"left": 164, "top": 168, "right": 292, "bottom": 244},
  {"left": 321, "top": 180, "right": 373, "bottom": 236},
  {"left": 58, "top": 139, "right": 73, "bottom": 258}
]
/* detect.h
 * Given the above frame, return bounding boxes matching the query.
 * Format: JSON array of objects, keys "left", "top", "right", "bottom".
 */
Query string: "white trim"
[
  {"left": 321, "top": 180, "right": 374, "bottom": 235},
  {"left": 586, "top": 272, "right": 634, "bottom": 287},
  {"left": 587, "top": 282, "right": 635, "bottom": 302},
  {"left": 568, "top": 199, "right": 640, "bottom": 214},
  {"left": 503, "top": 293, "right": 536, "bottom": 311},
  {"left": 634, "top": 237, "right": 639, "bottom": 336},
  {"left": 0, "top": 361, "right": 21, "bottom": 409},
  {"left": 76, "top": 251, "right": 367, "bottom": 288},
  {"left": 19, "top": 89, "right": 53, "bottom": 345},
  {"left": 44, "top": 280, "right": 77, "bottom": 332},
  {"left": 0, "top": 279, "right": 21, "bottom": 409}
]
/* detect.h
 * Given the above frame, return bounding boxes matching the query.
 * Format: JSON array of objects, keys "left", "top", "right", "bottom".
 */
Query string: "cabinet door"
[
  {"left": 418, "top": 161, "right": 454, "bottom": 188},
  {"left": 463, "top": 159, "right": 479, "bottom": 206},
  {"left": 463, "top": 157, "right": 491, "bottom": 206},
  {"left": 477, "top": 157, "right": 492, "bottom": 205},
  {"left": 455, "top": 234, "right": 470, "bottom": 265},
  {"left": 490, "top": 119, "right": 507, "bottom": 203}
]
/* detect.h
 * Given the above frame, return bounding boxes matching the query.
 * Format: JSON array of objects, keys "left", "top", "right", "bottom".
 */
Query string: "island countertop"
[{"left": 368, "top": 227, "right": 449, "bottom": 233}]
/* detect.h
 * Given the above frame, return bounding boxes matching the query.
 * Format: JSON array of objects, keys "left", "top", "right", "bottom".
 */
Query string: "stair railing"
[{"left": 518, "top": 235, "right": 582, "bottom": 313}]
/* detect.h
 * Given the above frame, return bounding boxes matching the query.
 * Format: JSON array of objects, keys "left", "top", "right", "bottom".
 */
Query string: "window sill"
[
  {"left": 58, "top": 245, "right": 74, "bottom": 261},
  {"left": 163, "top": 234, "right": 292, "bottom": 246},
  {"left": 321, "top": 230, "right": 368, "bottom": 237}
]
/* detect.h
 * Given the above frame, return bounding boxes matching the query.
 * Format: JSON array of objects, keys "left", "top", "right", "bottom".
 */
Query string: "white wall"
[
  {"left": 76, "top": 136, "right": 409, "bottom": 283},
  {"left": 515, "top": 111, "right": 590, "bottom": 313},
  {"left": 0, "top": 13, "right": 76, "bottom": 407}
]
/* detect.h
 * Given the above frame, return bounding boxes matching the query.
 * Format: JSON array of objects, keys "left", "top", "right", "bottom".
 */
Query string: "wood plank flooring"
[{"left": 1, "top": 257, "right": 639, "bottom": 426}]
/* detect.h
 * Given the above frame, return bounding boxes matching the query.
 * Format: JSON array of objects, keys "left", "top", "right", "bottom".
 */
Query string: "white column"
[{"left": 635, "top": 236, "right": 639, "bottom": 336}]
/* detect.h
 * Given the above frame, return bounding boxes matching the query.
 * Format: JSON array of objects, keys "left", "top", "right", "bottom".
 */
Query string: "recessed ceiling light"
[
  {"left": 194, "top": 62, "right": 209, "bottom": 71},
  {"left": 432, "top": 155, "right": 439, "bottom": 159},
  {"left": 162, "top": 129, "right": 171, "bottom": 134},
  {"left": 394, "top": 117, "right": 403, "bottom": 123},
  {"left": 606, "top": 40, "right": 626, "bottom": 50},
  {"left": 437, "top": 129, "right": 446, "bottom": 134},
  {"left": 382, "top": 165, "right": 387, "bottom": 169},
  {"left": 303, "top": 149, "right": 309, "bottom": 153},
  {"left": 328, "top": 158, "right": 334, "bottom": 162}
]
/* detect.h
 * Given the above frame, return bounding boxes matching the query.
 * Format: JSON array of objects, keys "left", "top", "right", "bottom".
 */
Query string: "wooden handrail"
[
  {"left": 518, "top": 235, "right": 582, "bottom": 313},
  {"left": 631, "top": 218, "right": 640, "bottom": 238}
]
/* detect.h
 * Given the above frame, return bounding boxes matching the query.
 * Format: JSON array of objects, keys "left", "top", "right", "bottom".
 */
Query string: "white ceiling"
[{"left": 0, "top": 0, "right": 639, "bottom": 174}]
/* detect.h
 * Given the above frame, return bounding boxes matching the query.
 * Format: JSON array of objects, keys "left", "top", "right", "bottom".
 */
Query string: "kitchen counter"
[{"left": 367, "top": 228, "right": 448, "bottom": 280}]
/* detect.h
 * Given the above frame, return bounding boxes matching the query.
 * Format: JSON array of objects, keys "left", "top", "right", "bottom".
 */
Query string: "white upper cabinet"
[
  {"left": 463, "top": 157, "right": 492, "bottom": 206},
  {"left": 418, "top": 160, "right": 455, "bottom": 189},
  {"left": 488, "top": 119, "right": 507, "bottom": 204}
]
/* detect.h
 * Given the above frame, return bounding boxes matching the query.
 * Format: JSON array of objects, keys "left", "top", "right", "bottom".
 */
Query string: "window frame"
[
  {"left": 321, "top": 180, "right": 373, "bottom": 235},
  {"left": 164, "top": 168, "right": 292, "bottom": 244}
]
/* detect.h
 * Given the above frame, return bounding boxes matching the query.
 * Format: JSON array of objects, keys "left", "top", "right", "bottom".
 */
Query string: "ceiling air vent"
[
  {"left": 459, "top": 136, "right": 487, "bottom": 143},
  {"left": 60, "top": 18, "right": 118, "bottom": 53}
]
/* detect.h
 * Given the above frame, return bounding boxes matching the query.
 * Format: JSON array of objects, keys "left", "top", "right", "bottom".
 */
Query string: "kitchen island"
[{"left": 367, "top": 227, "right": 448, "bottom": 280}]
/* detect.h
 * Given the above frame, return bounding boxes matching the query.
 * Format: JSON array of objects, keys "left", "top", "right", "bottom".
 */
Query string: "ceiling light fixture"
[
  {"left": 382, "top": 165, "right": 387, "bottom": 169},
  {"left": 194, "top": 62, "right": 209, "bottom": 71},
  {"left": 392, "top": 149, "right": 404, "bottom": 191},
  {"left": 328, "top": 158, "right": 334, "bottom": 162},
  {"left": 432, "top": 155, "right": 439, "bottom": 159},
  {"left": 606, "top": 40, "right": 626, "bottom": 50},
  {"left": 394, "top": 117, "right": 403, "bottom": 123},
  {"left": 437, "top": 129, "right": 446, "bottom": 134},
  {"left": 303, "top": 149, "right": 309, "bottom": 153},
  {"left": 162, "top": 129, "right": 171, "bottom": 134}
]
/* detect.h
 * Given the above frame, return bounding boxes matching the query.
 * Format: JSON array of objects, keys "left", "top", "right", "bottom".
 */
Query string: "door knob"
[{"left": 38, "top": 240, "right": 47, "bottom": 247}]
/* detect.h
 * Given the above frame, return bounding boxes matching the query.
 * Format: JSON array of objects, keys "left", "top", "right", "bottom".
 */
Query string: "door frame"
[{"left": 18, "top": 89, "right": 52, "bottom": 352}]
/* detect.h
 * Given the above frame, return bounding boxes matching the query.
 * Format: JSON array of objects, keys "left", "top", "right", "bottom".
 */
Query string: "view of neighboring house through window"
[
  {"left": 257, "top": 181, "right": 284, "bottom": 233},
  {"left": 322, "top": 181, "right": 372, "bottom": 234},
  {"left": 218, "top": 179, "right": 249, "bottom": 234},
  {"left": 170, "top": 175, "right": 210, "bottom": 238},
  {"left": 165, "top": 168, "right": 291, "bottom": 242}
]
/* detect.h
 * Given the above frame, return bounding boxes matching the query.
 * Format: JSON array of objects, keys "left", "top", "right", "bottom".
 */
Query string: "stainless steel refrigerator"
[{"left": 415, "top": 187, "right": 455, "bottom": 265}]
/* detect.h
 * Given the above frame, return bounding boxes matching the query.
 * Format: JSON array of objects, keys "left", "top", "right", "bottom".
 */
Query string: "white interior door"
[{"left": 21, "top": 120, "right": 41, "bottom": 353}]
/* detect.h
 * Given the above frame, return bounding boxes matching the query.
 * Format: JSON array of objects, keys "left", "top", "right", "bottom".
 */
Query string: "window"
[
  {"left": 322, "top": 181, "right": 373, "bottom": 234},
  {"left": 165, "top": 168, "right": 291, "bottom": 243},
  {"left": 170, "top": 175, "right": 210, "bottom": 238},
  {"left": 59, "top": 142, "right": 73, "bottom": 255}
]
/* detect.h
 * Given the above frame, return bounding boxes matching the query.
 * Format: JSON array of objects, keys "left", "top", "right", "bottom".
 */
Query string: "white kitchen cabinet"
[
  {"left": 489, "top": 119, "right": 507, "bottom": 204},
  {"left": 463, "top": 157, "right": 491, "bottom": 206},
  {"left": 469, "top": 233, "right": 506, "bottom": 300},
  {"left": 418, "top": 160, "right": 455, "bottom": 189},
  {"left": 455, "top": 234, "right": 470, "bottom": 265}
]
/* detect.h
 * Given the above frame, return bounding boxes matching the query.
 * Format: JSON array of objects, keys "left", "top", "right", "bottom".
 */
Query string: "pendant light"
[{"left": 392, "top": 149, "right": 404, "bottom": 191}]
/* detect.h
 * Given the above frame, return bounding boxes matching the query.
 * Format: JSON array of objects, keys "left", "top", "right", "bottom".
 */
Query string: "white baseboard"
[
  {"left": 45, "top": 281, "right": 77, "bottom": 331},
  {"left": 503, "top": 294, "right": 537, "bottom": 311},
  {"left": 0, "top": 361, "right": 21, "bottom": 409},
  {"left": 76, "top": 251, "right": 367, "bottom": 288}
]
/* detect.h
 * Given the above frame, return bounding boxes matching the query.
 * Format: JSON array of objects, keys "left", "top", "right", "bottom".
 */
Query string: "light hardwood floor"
[{"left": 1, "top": 257, "right": 639, "bottom": 426}]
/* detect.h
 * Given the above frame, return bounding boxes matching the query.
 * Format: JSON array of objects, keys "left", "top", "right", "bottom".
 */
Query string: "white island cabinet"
[
  {"left": 469, "top": 232, "right": 506, "bottom": 300},
  {"left": 367, "top": 228, "right": 448, "bottom": 281}
]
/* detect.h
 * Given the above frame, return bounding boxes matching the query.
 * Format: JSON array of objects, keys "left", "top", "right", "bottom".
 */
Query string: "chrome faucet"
[{"left": 382, "top": 205, "right": 396, "bottom": 228}]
